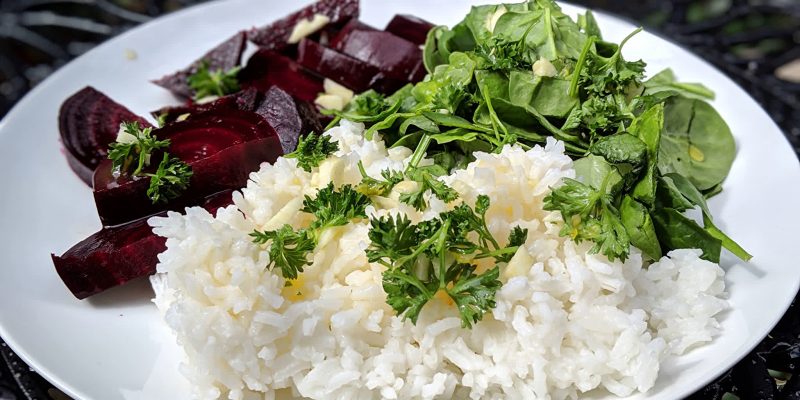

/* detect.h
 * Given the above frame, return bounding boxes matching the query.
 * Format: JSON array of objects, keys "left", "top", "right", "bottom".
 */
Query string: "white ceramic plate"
[{"left": 0, "top": 1, "right": 798, "bottom": 399}]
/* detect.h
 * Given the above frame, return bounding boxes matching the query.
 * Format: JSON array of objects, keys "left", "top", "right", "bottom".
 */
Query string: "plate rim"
[{"left": 0, "top": 1, "right": 798, "bottom": 399}]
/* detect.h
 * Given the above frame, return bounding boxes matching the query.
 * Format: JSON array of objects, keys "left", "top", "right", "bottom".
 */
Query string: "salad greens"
[
  {"left": 108, "top": 121, "right": 193, "bottom": 204},
  {"left": 286, "top": 131, "right": 340, "bottom": 172},
  {"left": 329, "top": 0, "right": 749, "bottom": 264}
]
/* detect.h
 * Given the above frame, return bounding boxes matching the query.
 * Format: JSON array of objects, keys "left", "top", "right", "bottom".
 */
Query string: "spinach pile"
[{"left": 330, "top": 0, "right": 750, "bottom": 263}]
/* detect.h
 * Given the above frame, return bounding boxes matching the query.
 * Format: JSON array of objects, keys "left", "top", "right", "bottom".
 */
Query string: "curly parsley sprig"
[
  {"left": 250, "top": 183, "right": 371, "bottom": 280},
  {"left": 108, "top": 121, "right": 169, "bottom": 175},
  {"left": 108, "top": 121, "right": 192, "bottom": 204},
  {"left": 366, "top": 195, "right": 528, "bottom": 328},
  {"left": 285, "top": 132, "right": 339, "bottom": 172}
]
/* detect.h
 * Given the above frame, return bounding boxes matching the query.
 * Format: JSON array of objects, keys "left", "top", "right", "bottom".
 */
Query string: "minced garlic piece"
[
  {"left": 532, "top": 58, "right": 557, "bottom": 77},
  {"left": 486, "top": 5, "right": 507, "bottom": 33},
  {"left": 287, "top": 14, "right": 331, "bottom": 44}
]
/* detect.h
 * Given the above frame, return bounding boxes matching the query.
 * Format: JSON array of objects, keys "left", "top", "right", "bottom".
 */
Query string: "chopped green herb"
[
  {"left": 251, "top": 183, "right": 370, "bottom": 280},
  {"left": 544, "top": 177, "right": 630, "bottom": 261},
  {"left": 145, "top": 153, "right": 193, "bottom": 204},
  {"left": 286, "top": 132, "right": 339, "bottom": 172},
  {"left": 107, "top": 121, "right": 192, "bottom": 204},
  {"left": 399, "top": 170, "right": 459, "bottom": 211},
  {"left": 187, "top": 61, "right": 240, "bottom": 100},
  {"left": 250, "top": 225, "right": 315, "bottom": 280},
  {"left": 368, "top": 195, "right": 511, "bottom": 328},
  {"left": 108, "top": 121, "right": 170, "bottom": 175},
  {"left": 302, "top": 183, "right": 371, "bottom": 232},
  {"left": 356, "top": 161, "right": 404, "bottom": 197}
]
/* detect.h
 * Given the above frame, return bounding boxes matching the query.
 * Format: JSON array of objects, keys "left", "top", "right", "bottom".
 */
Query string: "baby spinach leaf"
[
  {"left": 656, "top": 174, "right": 696, "bottom": 211},
  {"left": 430, "top": 129, "right": 480, "bottom": 145},
  {"left": 658, "top": 97, "right": 736, "bottom": 191},
  {"left": 620, "top": 195, "right": 661, "bottom": 260},
  {"left": 493, "top": 6, "right": 585, "bottom": 60},
  {"left": 658, "top": 173, "right": 752, "bottom": 261},
  {"left": 424, "top": 26, "right": 450, "bottom": 72},
  {"left": 573, "top": 155, "right": 623, "bottom": 194},
  {"left": 629, "top": 103, "right": 664, "bottom": 205},
  {"left": 463, "top": 4, "right": 512, "bottom": 43},
  {"left": 652, "top": 207, "right": 722, "bottom": 263},
  {"left": 589, "top": 134, "right": 648, "bottom": 168},
  {"left": 508, "top": 70, "right": 540, "bottom": 107},
  {"left": 703, "top": 214, "right": 752, "bottom": 261},
  {"left": 475, "top": 70, "right": 510, "bottom": 101},
  {"left": 577, "top": 10, "right": 602, "bottom": 38},
  {"left": 399, "top": 115, "right": 440, "bottom": 134},
  {"left": 643, "top": 68, "right": 715, "bottom": 100},
  {"left": 422, "top": 111, "right": 488, "bottom": 133},
  {"left": 531, "top": 77, "right": 577, "bottom": 118}
]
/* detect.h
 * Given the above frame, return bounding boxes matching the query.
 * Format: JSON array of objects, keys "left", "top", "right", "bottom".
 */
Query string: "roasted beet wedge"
[
  {"left": 53, "top": 190, "right": 234, "bottom": 300},
  {"left": 151, "top": 87, "right": 262, "bottom": 125},
  {"left": 385, "top": 14, "right": 435, "bottom": 46},
  {"left": 153, "top": 31, "right": 247, "bottom": 99},
  {"left": 248, "top": 0, "right": 359, "bottom": 51},
  {"left": 152, "top": 86, "right": 322, "bottom": 153},
  {"left": 333, "top": 29, "right": 424, "bottom": 83},
  {"left": 258, "top": 86, "right": 323, "bottom": 153},
  {"left": 59, "top": 87, "right": 151, "bottom": 186},
  {"left": 328, "top": 19, "right": 377, "bottom": 49},
  {"left": 93, "top": 110, "right": 281, "bottom": 226},
  {"left": 239, "top": 50, "right": 323, "bottom": 102},
  {"left": 297, "top": 39, "right": 407, "bottom": 93}
]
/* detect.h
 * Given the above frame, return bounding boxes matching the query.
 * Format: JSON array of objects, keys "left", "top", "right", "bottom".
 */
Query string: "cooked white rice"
[{"left": 149, "top": 120, "right": 728, "bottom": 400}]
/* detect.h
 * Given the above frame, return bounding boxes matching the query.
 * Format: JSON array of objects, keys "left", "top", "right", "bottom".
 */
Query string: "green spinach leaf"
[{"left": 658, "top": 97, "right": 736, "bottom": 191}]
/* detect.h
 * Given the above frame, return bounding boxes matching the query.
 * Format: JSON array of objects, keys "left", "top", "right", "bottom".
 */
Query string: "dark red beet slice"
[
  {"left": 151, "top": 87, "right": 262, "bottom": 125},
  {"left": 333, "top": 29, "right": 424, "bottom": 82},
  {"left": 59, "top": 86, "right": 151, "bottom": 186},
  {"left": 385, "top": 14, "right": 435, "bottom": 46},
  {"left": 328, "top": 19, "right": 377, "bottom": 49},
  {"left": 239, "top": 50, "right": 323, "bottom": 102},
  {"left": 257, "top": 86, "right": 323, "bottom": 153},
  {"left": 247, "top": 0, "right": 359, "bottom": 51},
  {"left": 152, "top": 31, "right": 247, "bottom": 99},
  {"left": 53, "top": 190, "right": 234, "bottom": 300},
  {"left": 296, "top": 39, "right": 408, "bottom": 93},
  {"left": 93, "top": 110, "right": 282, "bottom": 226},
  {"left": 152, "top": 86, "right": 323, "bottom": 153}
]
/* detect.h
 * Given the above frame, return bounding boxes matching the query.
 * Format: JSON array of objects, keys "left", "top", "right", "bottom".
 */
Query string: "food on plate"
[
  {"left": 50, "top": 0, "right": 752, "bottom": 397},
  {"left": 153, "top": 31, "right": 247, "bottom": 100},
  {"left": 149, "top": 121, "right": 728, "bottom": 399},
  {"left": 52, "top": 190, "right": 234, "bottom": 299},
  {"left": 58, "top": 86, "right": 152, "bottom": 185}
]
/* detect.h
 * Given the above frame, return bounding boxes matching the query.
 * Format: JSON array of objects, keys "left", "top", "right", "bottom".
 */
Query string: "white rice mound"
[{"left": 149, "top": 120, "right": 728, "bottom": 400}]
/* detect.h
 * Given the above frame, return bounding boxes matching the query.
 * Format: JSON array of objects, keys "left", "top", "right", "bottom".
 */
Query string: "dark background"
[{"left": 1, "top": 0, "right": 798, "bottom": 399}]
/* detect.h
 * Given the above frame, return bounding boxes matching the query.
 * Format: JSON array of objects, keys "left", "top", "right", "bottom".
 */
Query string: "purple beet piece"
[
  {"left": 385, "top": 14, "right": 435, "bottom": 46},
  {"left": 58, "top": 86, "right": 152, "bottom": 186},
  {"left": 248, "top": 0, "right": 359, "bottom": 51},
  {"left": 152, "top": 86, "right": 323, "bottom": 154},
  {"left": 152, "top": 31, "right": 247, "bottom": 99},
  {"left": 151, "top": 87, "right": 262, "bottom": 125},
  {"left": 239, "top": 49, "right": 323, "bottom": 102},
  {"left": 93, "top": 109, "right": 282, "bottom": 226},
  {"left": 328, "top": 19, "right": 377, "bottom": 49},
  {"left": 257, "top": 86, "right": 324, "bottom": 153},
  {"left": 296, "top": 39, "right": 408, "bottom": 93},
  {"left": 52, "top": 190, "right": 234, "bottom": 300},
  {"left": 333, "top": 29, "right": 423, "bottom": 82}
]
